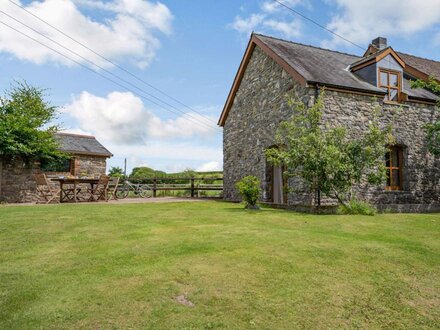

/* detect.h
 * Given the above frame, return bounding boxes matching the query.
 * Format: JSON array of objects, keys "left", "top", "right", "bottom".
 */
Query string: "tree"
[
  {"left": 108, "top": 166, "right": 124, "bottom": 177},
  {"left": 266, "top": 90, "right": 394, "bottom": 208},
  {"left": 411, "top": 78, "right": 440, "bottom": 155},
  {"left": 181, "top": 168, "right": 196, "bottom": 178},
  {"left": 130, "top": 166, "right": 166, "bottom": 178},
  {"left": 0, "top": 82, "right": 64, "bottom": 163}
]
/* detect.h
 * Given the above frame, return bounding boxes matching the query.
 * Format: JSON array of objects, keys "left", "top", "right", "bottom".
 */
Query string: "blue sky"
[{"left": 0, "top": 0, "right": 439, "bottom": 173}]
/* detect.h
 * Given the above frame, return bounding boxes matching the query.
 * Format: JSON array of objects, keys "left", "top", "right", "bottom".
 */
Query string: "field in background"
[
  {"left": 128, "top": 170, "right": 223, "bottom": 198},
  {"left": 0, "top": 202, "right": 439, "bottom": 329}
]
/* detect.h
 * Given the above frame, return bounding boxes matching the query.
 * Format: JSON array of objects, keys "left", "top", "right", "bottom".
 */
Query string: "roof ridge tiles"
[{"left": 55, "top": 132, "right": 96, "bottom": 139}]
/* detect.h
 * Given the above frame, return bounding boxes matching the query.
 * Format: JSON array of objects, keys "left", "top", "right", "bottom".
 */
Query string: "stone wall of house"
[
  {"left": 223, "top": 46, "right": 315, "bottom": 203},
  {"left": 320, "top": 90, "right": 440, "bottom": 212},
  {"left": 223, "top": 45, "right": 440, "bottom": 212},
  {"left": 0, "top": 155, "right": 108, "bottom": 203}
]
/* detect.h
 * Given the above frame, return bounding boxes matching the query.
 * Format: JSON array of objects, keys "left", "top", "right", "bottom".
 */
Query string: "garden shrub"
[
  {"left": 337, "top": 199, "right": 377, "bottom": 216},
  {"left": 236, "top": 176, "right": 261, "bottom": 209}
]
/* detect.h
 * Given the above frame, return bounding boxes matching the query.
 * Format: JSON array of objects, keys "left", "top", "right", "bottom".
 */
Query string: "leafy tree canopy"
[
  {"left": 130, "top": 166, "right": 167, "bottom": 178},
  {"left": 0, "top": 82, "right": 64, "bottom": 162},
  {"left": 108, "top": 166, "right": 124, "bottom": 177},
  {"left": 266, "top": 91, "right": 394, "bottom": 207}
]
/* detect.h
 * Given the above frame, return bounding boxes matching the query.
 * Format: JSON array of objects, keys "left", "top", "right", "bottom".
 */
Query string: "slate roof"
[
  {"left": 402, "top": 78, "right": 439, "bottom": 100},
  {"left": 398, "top": 52, "right": 440, "bottom": 81},
  {"left": 55, "top": 133, "right": 112, "bottom": 157},
  {"left": 254, "top": 34, "right": 439, "bottom": 101},
  {"left": 255, "top": 34, "right": 385, "bottom": 94},
  {"left": 219, "top": 33, "right": 440, "bottom": 126}
]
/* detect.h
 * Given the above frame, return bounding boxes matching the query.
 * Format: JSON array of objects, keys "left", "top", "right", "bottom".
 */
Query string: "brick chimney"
[{"left": 372, "top": 37, "right": 387, "bottom": 50}]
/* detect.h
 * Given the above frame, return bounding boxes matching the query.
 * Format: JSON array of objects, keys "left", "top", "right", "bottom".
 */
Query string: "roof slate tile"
[
  {"left": 55, "top": 133, "right": 112, "bottom": 157},
  {"left": 255, "top": 34, "right": 439, "bottom": 101}
]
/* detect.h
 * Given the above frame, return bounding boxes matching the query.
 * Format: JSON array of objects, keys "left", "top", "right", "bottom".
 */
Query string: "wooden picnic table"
[{"left": 51, "top": 177, "right": 99, "bottom": 203}]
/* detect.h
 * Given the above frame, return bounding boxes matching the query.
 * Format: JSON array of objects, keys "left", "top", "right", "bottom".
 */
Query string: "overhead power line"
[
  {"left": 0, "top": 10, "right": 217, "bottom": 130},
  {"left": 0, "top": 19, "right": 219, "bottom": 131},
  {"left": 7, "top": 0, "right": 218, "bottom": 127},
  {"left": 270, "top": 0, "right": 366, "bottom": 51}
]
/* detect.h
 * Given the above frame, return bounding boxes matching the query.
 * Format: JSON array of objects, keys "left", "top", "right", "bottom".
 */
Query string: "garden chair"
[
  {"left": 34, "top": 173, "right": 61, "bottom": 204},
  {"left": 87, "top": 175, "right": 110, "bottom": 202},
  {"left": 107, "top": 177, "right": 120, "bottom": 200}
]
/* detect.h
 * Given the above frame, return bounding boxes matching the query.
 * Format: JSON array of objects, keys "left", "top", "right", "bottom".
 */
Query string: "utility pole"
[{"left": 124, "top": 158, "right": 127, "bottom": 177}]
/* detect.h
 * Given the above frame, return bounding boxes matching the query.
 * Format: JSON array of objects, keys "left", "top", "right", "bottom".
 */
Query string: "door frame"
[{"left": 270, "top": 164, "right": 288, "bottom": 204}]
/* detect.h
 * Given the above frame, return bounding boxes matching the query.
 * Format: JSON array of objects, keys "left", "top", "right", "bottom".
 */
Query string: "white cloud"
[
  {"left": 196, "top": 161, "right": 222, "bottom": 172},
  {"left": 230, "top": 14, "right": 265, "bottom": 35},
  {"left": 0, "top": 0, "right": 173, "bottom": 68},
  {"left": 103, "top": 140, "right": 222, "bottom": 174},
  {"left": 109, "top": 143, "right": 222, "bottom": 163},
  {"left": 63, "top": 91, "right": 218, "bottom": 145},
  {"left": 62, "top": 91, "right": 223, "bottom": 173},
  {"left": 230, "top": 0, "right": 305, "bottom": 39},
  {"left": 261, "top": 0, "right": 304, "bottom": 13},
  {"left": 323, "top": 0, "right": 440, "bottom": 49},
  {"left": 101, "top": 138, "right": 222, "bottom": 173},
  {"left": 74, "top": 0, "right": 172, "bottom": 34},
  {"left": 263, "top": 19, "right": 301, "bottom": 39}
]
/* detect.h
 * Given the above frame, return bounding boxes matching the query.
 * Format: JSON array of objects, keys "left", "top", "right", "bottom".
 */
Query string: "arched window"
[{"left": 385, "top": 146, "right": 403, "bottom": 190}]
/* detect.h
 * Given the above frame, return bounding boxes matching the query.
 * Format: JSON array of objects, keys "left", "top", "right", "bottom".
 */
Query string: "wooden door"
[{"left": 273, "top": 165, "right": 284, "bottom": 204}]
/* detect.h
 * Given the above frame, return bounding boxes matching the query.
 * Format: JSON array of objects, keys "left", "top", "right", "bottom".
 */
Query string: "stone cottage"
[
  {"left": 219, "top": 33, "right": 440, "bottom": 212},
  {"left": 0, "top": 132, "right": 112, "bottom": 203}
]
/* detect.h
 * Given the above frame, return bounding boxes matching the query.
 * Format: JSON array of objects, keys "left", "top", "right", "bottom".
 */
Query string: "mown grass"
[{"left": 0, "top": 201, "right": 439, "bottom": 329}]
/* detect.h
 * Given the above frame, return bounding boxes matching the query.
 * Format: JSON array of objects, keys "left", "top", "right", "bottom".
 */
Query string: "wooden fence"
[{"left": 130, "top": 177, "right": 223, "bottom": 198}]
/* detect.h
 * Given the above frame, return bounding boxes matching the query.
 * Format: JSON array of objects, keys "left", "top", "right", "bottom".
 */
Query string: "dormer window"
[
  {"left": 378, "top": 68, "right": 401, "bottom": 102},
  {"left": 350, "top": 37, "right": 407, "bottom": 104}
]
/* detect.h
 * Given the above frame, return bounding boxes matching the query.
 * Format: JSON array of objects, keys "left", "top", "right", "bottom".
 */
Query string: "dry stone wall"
[
  {"left": 0, "top": 155, "right": 108, "bottom": 203},
  {"left": 0, "top": 158, "right": 40, "bottom": 203}
]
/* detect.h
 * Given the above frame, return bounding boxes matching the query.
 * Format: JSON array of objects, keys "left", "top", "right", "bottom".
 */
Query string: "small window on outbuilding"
[
  {"left": 385, "top": 146, "right": 403, "bottom": 190},
  {"left": 41, "top": 157, "right": 72, "bottom": 173},
  {"left": 378, "top": 68, "right": 401, "bottom": 102}
]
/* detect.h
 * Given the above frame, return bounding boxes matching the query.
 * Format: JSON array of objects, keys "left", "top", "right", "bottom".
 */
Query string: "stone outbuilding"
[
  {"left": 219, "top": 33, "right": 440, "bottom": 212},
  {"left": 0, "top": 132, "right": 112, "bottom": 203}
]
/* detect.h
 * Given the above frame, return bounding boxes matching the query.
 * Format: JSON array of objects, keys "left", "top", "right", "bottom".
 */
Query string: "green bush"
[
  {"left": 337, "top": 199, "right": 377, "bottom": 216},
  {"left": 236, "top": 176, "right": 261, "bottom": 209}
]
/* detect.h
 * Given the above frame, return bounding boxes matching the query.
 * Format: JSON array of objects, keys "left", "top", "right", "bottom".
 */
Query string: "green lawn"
[{"left": 0, "top": 201, "right": 439, "bottom": 329}]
